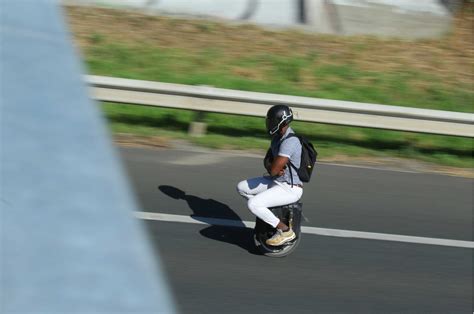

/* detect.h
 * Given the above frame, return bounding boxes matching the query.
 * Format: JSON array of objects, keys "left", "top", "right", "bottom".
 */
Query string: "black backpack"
[{"left": 286, "top": 134, "right": 318, "bottom": 183}]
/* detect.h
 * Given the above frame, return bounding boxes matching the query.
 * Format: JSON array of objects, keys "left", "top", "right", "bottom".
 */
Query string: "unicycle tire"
[{"left": 254, "top": 232, "right": 301, "bottom": 258}]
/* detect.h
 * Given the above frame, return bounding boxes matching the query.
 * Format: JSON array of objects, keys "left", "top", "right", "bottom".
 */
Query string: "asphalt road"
[{"left": 118, "top": 146, "right": 473, "bottom": 314}]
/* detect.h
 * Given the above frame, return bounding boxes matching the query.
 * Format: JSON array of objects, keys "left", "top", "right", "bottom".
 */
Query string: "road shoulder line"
[{"left": 135, "top": 212, "right": 474, "bottom": 249}]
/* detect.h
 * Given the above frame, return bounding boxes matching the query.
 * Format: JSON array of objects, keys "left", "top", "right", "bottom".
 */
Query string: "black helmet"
[{"left": 266, "top": 105, "right": 293, "bottom": 136}]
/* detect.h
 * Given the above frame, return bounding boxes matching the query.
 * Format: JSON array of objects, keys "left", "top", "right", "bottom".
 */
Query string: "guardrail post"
[{"left": 188, "top": 111, "right": 207, "bottom": 137}]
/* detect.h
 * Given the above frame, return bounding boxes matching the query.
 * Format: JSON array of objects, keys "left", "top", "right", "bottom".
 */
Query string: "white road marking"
[{"left": 135, "top": 212, "right": 474, "bottom": 249}]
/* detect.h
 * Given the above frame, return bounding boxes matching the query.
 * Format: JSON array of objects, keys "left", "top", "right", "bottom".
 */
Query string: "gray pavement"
[
  {"left": 120, "top": 146, "right": 473, "bottom": 241},
  {"left": 118, "top": 146, "right": 473, "bottom": 313},
  {"left": 146, "top": 221, "right": 472, "bottom": 314}
]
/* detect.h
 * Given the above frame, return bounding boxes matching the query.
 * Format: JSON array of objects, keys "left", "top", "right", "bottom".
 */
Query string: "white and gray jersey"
[{"left": 270, "top": 127, "right": 302, "bottom": 185}]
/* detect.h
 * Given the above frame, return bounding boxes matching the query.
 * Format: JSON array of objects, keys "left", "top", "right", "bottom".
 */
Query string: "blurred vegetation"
[
  {"left": 65, "top": 5, "right": 474, "bottom": 168},
  {"left": 86, "top": 43, "right": 473, "bottom": 113},
  {"left": 103, "top": 103, "right": 473, "bottom": 168}
]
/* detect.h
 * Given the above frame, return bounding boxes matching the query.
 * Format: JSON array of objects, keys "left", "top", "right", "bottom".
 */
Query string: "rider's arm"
[
  {"left": 263, "top": 148, "right": 273, "bottom": 174},
  {"left": 270, "top": 156, "right": 289, "bottom": 177}
]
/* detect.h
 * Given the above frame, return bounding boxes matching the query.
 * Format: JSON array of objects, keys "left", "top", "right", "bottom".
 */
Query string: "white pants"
[{"left": 236, "top": 176, "right": 303, "bottom": 228}]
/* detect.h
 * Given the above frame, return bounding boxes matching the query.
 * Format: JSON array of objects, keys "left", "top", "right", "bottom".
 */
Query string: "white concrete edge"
[{"left": 134, "top": 212, "right": 474, "bottom": 249}]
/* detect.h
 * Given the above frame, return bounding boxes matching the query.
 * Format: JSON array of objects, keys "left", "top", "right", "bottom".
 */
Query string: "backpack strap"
[
  {"left": 281, "top": 133, "right": 299, "bottom": 187},
  {"left": 283, "top": 133, "right": 299, "bottom": 171}
]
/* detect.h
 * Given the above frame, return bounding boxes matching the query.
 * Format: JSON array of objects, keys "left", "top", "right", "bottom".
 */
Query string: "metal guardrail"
[{"left": 87, "top": 75, "right": 474, "bottom": 137}]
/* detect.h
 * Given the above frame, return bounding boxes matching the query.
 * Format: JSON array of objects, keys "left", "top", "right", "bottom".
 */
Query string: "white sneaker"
[{"left": 265, "top": 228, "right": 296, "bottom": 246}]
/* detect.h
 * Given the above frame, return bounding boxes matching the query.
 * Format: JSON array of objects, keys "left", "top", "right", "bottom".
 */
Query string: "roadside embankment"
[{"left": 65, "top": 5, "right": 473, "bottom": 169}]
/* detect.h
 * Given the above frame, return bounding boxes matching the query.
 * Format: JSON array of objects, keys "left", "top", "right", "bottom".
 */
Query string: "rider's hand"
[
  {"left": 270, "top": 156, "right": 289, "bottom": 177},
  {"left": 278, "top": 164, "right": 287, "bottom": 176}
]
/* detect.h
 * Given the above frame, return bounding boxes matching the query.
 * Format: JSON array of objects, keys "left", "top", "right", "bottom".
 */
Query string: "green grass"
[
  {"left": 86, "top": 43, "right": 474, "bottom": 112},
  {"left": 102, "top": 103, "right": 473, "bottom": 168},
  {"left": 81, "top": 40, "right": 473, "bottom": 169}
]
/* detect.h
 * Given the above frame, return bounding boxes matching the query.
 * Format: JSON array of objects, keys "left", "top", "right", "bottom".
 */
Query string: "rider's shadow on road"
[{"left": 158, "top": 185, "right": 259, "bottom": 255}]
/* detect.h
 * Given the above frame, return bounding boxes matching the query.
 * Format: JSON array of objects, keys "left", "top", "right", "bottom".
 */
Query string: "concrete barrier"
[
  {"left": 64, "top": 0, "right": 456, "bottom": 38},
  {"left": 324, "top": 0, "right": 453, "bottom": 39}
]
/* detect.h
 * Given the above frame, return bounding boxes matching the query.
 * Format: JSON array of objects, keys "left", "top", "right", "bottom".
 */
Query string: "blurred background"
[{"left": 63, "top": 0, "right": 473, "bottom": 171}]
